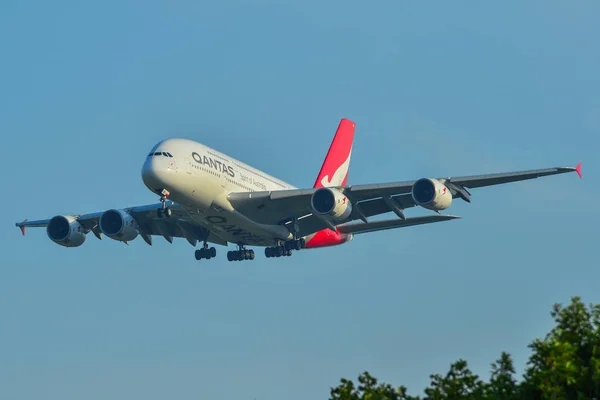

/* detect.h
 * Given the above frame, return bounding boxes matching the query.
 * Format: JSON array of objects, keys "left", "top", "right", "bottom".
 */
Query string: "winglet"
[
  {"left": 19, "top": 219, "right": 28, "bottom": 236},
  {"left": 576, "top": 162, "right": 582, "bottom": 179}
]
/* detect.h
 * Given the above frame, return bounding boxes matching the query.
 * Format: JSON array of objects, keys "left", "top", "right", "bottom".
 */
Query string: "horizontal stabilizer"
[{"left": 337, "top": 215, "right": 460, "bottom": 235}]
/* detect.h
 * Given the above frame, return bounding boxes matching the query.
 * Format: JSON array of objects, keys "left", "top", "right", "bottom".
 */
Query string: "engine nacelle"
[
  {"left": 411, "top": 178, "right": 453, "bottom": 210},
  {"left": 46, "top": 215, "right": 86, "bottom": 247},
  {"left": 310, "top": 187, "right": 352, "bottom": 221},
  {"left": 99, "top": 209, "right": 139, "bottom": 242}
]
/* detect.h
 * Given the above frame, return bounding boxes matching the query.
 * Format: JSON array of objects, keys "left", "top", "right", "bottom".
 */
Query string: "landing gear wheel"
[
  {"left": 266, "top": 238, "right": 304, "bottom": 258},
  {"left": 227, "top": 246, "right": 255, "bottom": 262},
  {"left": 195, "top": 246, "right": 216, "bottom": 261}
]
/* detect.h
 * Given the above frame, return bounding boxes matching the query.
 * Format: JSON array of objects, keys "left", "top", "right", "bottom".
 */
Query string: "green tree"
[
  {"left": 522, "top": 296, "right": 600, "bottom": 400},
  {"left": 329, "top": 371, "right": 420, "bottom": 400},
  {"left": 423, "top": 359, "right": 487, "bottom": 400},
  {"left": 488, "top": 352, "right": 519, "bottom": 400},
  {"left": 331, "top": 297, "right": 600, "bottom": 400}
]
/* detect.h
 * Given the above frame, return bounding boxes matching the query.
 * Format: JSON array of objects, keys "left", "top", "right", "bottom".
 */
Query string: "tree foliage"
[{"left": 330, "top": 297, "right": 600, "bottom": 400}]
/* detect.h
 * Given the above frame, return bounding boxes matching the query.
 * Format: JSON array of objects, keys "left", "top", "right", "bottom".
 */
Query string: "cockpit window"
[{"left": 148, "top": 151, "right": 173, "bottom": 157}]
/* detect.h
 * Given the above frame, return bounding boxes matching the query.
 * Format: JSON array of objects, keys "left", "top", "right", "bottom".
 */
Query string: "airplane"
[{"left": 15, "top": 118, "right": 582, "bottom": 262}]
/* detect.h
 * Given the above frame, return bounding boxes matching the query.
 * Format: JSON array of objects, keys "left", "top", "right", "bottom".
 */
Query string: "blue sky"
[{"left": 1, "top": 1, "right": 598, "bottom": 399}]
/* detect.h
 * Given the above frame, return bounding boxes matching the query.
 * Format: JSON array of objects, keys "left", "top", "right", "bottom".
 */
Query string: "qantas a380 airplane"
[{"left": 16, "top": 119, "right": 582, "bottom": 262}]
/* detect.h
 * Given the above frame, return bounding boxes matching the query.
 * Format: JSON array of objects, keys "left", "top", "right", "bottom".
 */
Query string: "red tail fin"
[{"left": 313, "top": 118, "right": 355, "bottom": 188}]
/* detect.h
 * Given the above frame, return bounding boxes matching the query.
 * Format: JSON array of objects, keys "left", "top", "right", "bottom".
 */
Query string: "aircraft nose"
[
  {"left": 141, "top": 158, "right": 155, "bottom": 186},
  {"left": 141, "top": 156, "right": 172, "bottom": 192}
]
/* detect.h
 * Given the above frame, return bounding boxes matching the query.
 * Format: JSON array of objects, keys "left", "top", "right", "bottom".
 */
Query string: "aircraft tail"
[{"left": 313, "top": 118, "right": 355, "bottom": 188}]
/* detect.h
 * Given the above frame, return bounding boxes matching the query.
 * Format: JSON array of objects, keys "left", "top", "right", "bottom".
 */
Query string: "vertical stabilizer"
[{"left": 313, "top": 118, "right": 355, "bottom": 188}]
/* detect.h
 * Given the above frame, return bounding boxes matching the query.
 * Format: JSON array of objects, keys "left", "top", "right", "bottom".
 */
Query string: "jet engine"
[
  {"left": 46, "top": 215, "right": 86, "bottom": 247},
  {"left": 411, "top": 178, "right": 453, "bottom": 211},
  {"left": 99, "top": 209, "right": 139, "bottom": 242},
  {"left": 310, "top": 187, "right": 352, "bottom": 221}
]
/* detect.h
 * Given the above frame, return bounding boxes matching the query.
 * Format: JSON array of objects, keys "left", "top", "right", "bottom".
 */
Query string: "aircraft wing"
[
  {"left": 227, "top": 163, "right": 581, "bottom": 237},
  {"left": 15, "top": 201, "right": 228, "bottom": 246}
]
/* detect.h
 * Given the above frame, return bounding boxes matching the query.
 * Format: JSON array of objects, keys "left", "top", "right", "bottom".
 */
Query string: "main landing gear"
[
  {"left": 195, "top": 241, "right": 216, "bottom": 260},
  {"left": 227, "top": 244, "right": 255, "bottom": 262},
  {"left": 157, "top": 189, "right": 172, "bottom": 218},
  {"left": 265, "top": 238, "right": 306, "bottom": 258}
]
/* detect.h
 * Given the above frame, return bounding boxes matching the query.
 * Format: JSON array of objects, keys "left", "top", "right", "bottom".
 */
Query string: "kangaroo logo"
[{"left": 320, "top": 149, "right": 352, "bottom": 187}]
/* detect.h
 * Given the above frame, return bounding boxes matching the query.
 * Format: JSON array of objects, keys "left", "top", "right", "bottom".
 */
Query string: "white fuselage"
[{"left": 141, "top": 138, "right": 301, "bottom": 246}]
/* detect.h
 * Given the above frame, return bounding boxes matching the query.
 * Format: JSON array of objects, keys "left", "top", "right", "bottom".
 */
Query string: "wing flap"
[{"left": 337, "top": 215, "right": 460, "bottom": 235}]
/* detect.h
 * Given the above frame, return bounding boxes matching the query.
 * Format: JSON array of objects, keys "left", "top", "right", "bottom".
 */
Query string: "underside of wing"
[
  {"left": 127, "top": 204, "right": 227, "bottom": 246},
  {"left": 227, "top": 190, "right": 336, "bottom": 237}
]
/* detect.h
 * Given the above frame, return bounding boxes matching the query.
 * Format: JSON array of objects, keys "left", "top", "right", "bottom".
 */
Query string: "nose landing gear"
[{"left": 157, "top": 189, "right": 172, "bottom": 218}]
